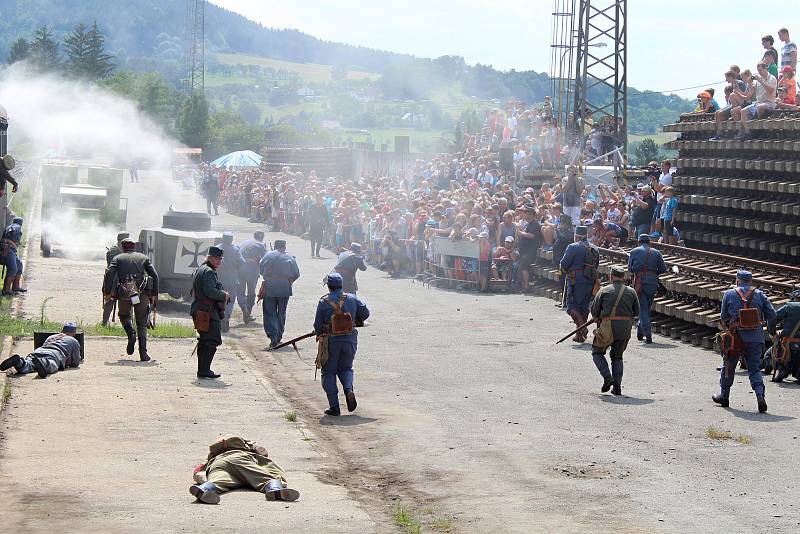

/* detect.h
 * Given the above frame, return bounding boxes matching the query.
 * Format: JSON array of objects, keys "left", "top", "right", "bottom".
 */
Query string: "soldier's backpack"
[
  {"left": 735, "top": 288, "right": 761, "bottom": 329},
  {"left": 582, "top": 244, "right": 599, "bottom": 281},
  {"left": 207, "top": 435, "right": 259, "bottom": 461},
  {"left": 327, "top": 294, "right": 354, "bottom": 336}
]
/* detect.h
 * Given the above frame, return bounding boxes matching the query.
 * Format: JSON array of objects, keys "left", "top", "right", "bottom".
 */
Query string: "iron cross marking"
[{"left": 181, "top": 240, "right": 209, "bottom": 269}]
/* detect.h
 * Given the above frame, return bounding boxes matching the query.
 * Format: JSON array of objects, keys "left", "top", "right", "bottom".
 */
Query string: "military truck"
[
  {"left": 40, "top": 165, "right": 127, "bottom": 257},
  {"left": 138, "top": 210, "right": 222, "bottom": 299}
]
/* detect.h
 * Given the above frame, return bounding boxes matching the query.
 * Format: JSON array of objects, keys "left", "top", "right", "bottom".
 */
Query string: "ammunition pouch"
[
  {"left": 116, "top": 279, "right": 139, "bottom": 300},
  {"left": 718, "top": 329, "right": 743, "bottom": 359},
  {"left": 193, "top": 310, "right": 211, "bottom": 333},
  {"left": 316, "top": 334, "right": 329, "bottom": 373}
]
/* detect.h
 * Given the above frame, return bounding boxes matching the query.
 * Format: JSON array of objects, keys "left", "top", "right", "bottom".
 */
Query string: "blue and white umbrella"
[{"left": 211, "top": 150, "right": 263, "bottom": 168}]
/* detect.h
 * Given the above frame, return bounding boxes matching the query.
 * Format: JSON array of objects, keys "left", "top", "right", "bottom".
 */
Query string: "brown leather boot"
[
  {"left": 1, "top": 277, "right": 13, "bottom": 296},
  {"left": 12, "top": 275, "right": 26, "bottom": 293}
]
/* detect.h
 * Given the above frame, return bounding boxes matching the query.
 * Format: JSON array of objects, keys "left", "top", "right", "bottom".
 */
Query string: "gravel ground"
[{"left": 4, "top": 168, "right": 799, "bottom": 533}]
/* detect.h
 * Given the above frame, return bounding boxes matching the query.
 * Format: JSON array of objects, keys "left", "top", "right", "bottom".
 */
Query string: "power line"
[{"left": 628, "top": 80, "right": 725, "bottom": 99}]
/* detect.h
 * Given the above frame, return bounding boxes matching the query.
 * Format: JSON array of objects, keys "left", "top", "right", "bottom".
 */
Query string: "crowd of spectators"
[
  {"left": 702, "top": 27, "right": 799, "bottom": 141},
  {"left": 203, "top": 134, "right": 679, "bottom": 293}
]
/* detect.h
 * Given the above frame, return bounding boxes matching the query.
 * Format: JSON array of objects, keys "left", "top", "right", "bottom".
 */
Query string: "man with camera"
[{"left": 629, "top": 185, "right": 657, "bottom": 239}]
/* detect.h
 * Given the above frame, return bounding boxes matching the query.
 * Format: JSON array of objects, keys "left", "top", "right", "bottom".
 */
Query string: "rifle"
[
  {"left": 267, "top": 331, "right": 316, "bottom": 352},
  {"left": 555, "top": 318, "right": 596, "bottom": 344}
]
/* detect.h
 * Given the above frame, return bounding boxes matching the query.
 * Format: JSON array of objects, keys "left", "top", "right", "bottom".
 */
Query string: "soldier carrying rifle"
[{"left": 191, "top": 246, "right": 229, "bottom": 379}]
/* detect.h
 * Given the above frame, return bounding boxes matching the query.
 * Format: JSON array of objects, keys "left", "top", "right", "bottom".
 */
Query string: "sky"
[{"left": 211, "top": 0, "right": 790, "bottom": 98}]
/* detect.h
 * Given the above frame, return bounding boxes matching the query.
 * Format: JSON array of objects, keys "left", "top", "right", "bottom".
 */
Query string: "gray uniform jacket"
[
  {"left": 218, "top": 243, "right": 245, "bottom": 289},
  {"left": 34, "top": 334, "right": 82, "bottom": 369},
  {"left": 103, "top": 251, "right": 159, "bottom": 295},
  {"left": 334, "top": 251, "right": 367, "bottom": 293},
  {"left": 259, "top": 250, "right": 300, "bottom": 298}
]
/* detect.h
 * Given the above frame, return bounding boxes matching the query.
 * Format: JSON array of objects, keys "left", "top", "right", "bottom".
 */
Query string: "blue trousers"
[
  {"left": 238, "top": 267, "right": 260, "bottom": 314},
  {"left": 224, "top": 283, "right": 246, "bottom": 318},
  {"left": 321, "top": 342, "right": 356, "bottom": 409},
  {"left": 720, "top": 342, "right": 765, "bottom": 397},
  {"left": 262, "top": 297, "right": 289, "bottom": 342},
  {"left": 566, "top": 280, "right": 593, "bottom": 317},
  {"left": 2, "top": 249, "right": 23, "bottom": 278},
  {"left": 637, "top": 288, "right": 655, "bottom": 337}
]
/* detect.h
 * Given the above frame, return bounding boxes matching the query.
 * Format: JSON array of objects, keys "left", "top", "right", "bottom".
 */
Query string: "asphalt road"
[{"left": 11, "top": 168, "right": 800, "bottom": 533}]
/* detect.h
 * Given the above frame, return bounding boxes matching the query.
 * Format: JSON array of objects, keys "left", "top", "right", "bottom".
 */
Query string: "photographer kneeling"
[{"left": 380, "top": 231, "right": 408, "bottom": 277}]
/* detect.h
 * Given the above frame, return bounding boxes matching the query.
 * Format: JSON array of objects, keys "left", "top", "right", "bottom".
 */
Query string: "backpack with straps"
[
  {"left": 327, "top": 294, "right": 354, "bottom": 336},
  {"left": 735, "top": 287, "right": 761, "bottom": 329}
]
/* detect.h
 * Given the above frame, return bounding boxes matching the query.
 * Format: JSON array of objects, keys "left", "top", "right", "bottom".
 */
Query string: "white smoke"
[{"left": 0, "top": 62, "right": 177, "bottom": 167}]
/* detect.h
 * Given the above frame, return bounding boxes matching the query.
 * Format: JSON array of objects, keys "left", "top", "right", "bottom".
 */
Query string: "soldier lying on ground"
[
  {"left": 0, "top": 322, "right": 82, "bottom": 378},
  {"left": 189, "top": 435, "right": 300, "bottom": 504}
]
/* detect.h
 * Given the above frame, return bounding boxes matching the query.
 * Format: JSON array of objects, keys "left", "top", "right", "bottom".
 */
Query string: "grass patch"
[
  {"left": 284, "top": 411, "right": 297, "bottom": 422},
  {"left": 707, "top": 426, "right": 751, "bottom": 444},
  {"left": 430, "top": 516, "right": 453, "bottom": 532},
  {"left": 0, "top": 313, "right": 195, "bottom": 339},
  {"left": 2, "top": 381, "right": 11, "bottom": 407},
  {"left": 88, "top": 322, "right": 195, "bottom": 338},
  {"left": 707, "top": 426, "right": 732, "bottom": 440},
  {"left": 394, "top": 504, "right": 422, "bottom": 533}
]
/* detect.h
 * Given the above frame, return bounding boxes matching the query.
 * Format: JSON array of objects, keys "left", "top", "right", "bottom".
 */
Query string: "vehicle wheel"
[
  {"left": 167, "top": 289, "right": 183, "bottom": 300},
  {"left": 41, "top": 240, "right": 51, "bottom": 257}
]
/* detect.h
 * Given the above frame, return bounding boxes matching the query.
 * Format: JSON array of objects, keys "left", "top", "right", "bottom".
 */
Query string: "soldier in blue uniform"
[
  {"left": 559, "top": 226, "right": 598, "bottom": 342},
  {"left": 334, "top": 242, "right": 367, "bottom": 295},
  {"left": 627, "top": 234, "right": 668, "bottom": 344},
  {"left": 713, "top": 270, "right": 776, "bottom": 413},
  {"left": 260, "top": 240, "right": 300, "bottom": 349},
  {"left": 217, "top": 231, "right": 245, "bottom": 332},
  {"left": 238, "top": 231, "right": 268, "bottom": 323},
  {"left": 1, "top": 216, "right": 26, "bottom": 296},
  {"left": 767, "top": 289, "right": 800, "bottom": 383},
  {"left": 314, "top": 272, "right": 370, "bottom": 416}
]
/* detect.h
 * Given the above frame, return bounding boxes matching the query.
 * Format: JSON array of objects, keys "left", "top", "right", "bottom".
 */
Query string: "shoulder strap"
[
  {"left": 610, "top": 285, "right": 626, "bottom": 316},
  {"left": 735, "top": 287, "right": 754, "bottom": 308},
  {"left": 642, "top": 246, "right": 652, "bottom": 271},
  {"left": 788, "top": 317, "right": 800, "bottom": 339}
]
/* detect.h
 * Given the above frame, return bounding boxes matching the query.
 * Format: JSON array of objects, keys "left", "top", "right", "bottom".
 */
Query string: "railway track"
[{"left": 533, "top": 243, "right": 800, "bottom": 350}]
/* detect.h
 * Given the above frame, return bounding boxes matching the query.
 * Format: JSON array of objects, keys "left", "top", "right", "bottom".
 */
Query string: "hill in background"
[{"left": 1, "top": 0, "right": 687, "bottom": 154}]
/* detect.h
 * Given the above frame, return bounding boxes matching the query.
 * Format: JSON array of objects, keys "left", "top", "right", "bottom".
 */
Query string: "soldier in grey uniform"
[
  {"left": 238, "top": 231, "right": 268, "bottom": 323},
  {"left": 218, "top": 231, "right": 245, "bottom": 332},
  {"left": 102, "top": 238, "right": 159, "bottom": 361},
  {"left": 334, "top": 242, "right": 367, "bottom": 295},
  {"left": 590, "top": 266, "right": 639, "bottom": 395},
  {"left": 191, "top": 246, "right": 228, "bottom": 379},
  {"left": 102, "top": 231, "right": 130, "bottom": 326},
  {"left": 1, "top": 322, "right": 82, "bottom": 378}
]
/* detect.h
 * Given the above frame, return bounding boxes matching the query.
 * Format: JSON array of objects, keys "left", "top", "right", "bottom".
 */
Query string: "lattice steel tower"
[
  {"left": 184, "top": 0, "right": 205, "bottom": 96},
  {"left": 572, "top": 0, "right": 627, "bottom": 165},
  {"left": 549, "top": 0, "right": 577, "bottom": 134}
]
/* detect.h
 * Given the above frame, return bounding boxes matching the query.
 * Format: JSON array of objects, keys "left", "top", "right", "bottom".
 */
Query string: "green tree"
[
  {"left": 7, "top": 37, "right": 30, "bottom": 64},
  {"left": 633, "top": 138, "right": 661, "bottom": 166},
  {"left": 29, "top": 26, "right": 61, "bottom": 71},
  {"left": 86, "top": 22, "right": 115, "bottom": 79},
  {"left": 64, "top": 23, "right": 91, "bottom": 76},
  {"left": 179, "top": 94, "right": 210, "bottom": 149},
  {"left": 237, "top": 101, "right": 261, "bottom": 125},
  {"left": 207, "top": 111, "right": 263, "bottom": 157}
]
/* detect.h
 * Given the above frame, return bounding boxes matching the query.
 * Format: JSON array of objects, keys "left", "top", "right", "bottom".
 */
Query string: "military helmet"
[{"left": 1, "top": 154, "right": 16, "bottom": 171}]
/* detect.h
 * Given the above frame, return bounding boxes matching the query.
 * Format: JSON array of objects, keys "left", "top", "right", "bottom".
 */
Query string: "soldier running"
[
  {"left": 334, "top": 242, "right": 367, "bottom": 295},
  {"left": 102, "top": 232, "right": 129, "bottom": 326},
  {"left": 314, "top": 272, "right": 370, "bottom": 416},
  {"left": 559, "top": 226, "right": 599, "bottom": 342},
  {"left": 238, "top": 231, "right": 268, "bottom": 323},
  {"left": 259, "top": 239, "right": 300, "bottom": 349},
  {"left": 627, "top": 234, "right": 667, "bottom": 344},
  {"left": 191, "top": 246, "right": 228, "bottom": 379},
  {"left": 713, "top": 270, "right": 776, "bottom": 413},
  {"left": 590, "top": 266, "right": 639, "bottom": 395},
  {"left": 102, "top": 238, "right": 159, "bottom": 361}
]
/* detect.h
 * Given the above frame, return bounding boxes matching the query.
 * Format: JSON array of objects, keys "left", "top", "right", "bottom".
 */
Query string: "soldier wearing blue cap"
[
  {"left": 259, "top": 240, "right": 300, "bottom": 349},
  {"left": 191, "top": 246, "right": 229, "bottom": 379},
  {"left": 218, "top": 231, "right": 245, "bottom": 332},
  {"left": 314, "top": 272, "right": 370, "bottom": 416},
  {"left": 627, "top": 233, "right": 667, "bottom": 344},
  {"left": 1, "top": 216, "right": 26, "bottom": 296},
  {"left": 766, "top": 289, "right": 800, "bottom": 383},
  {"left": 559, "top": 225, "right": 599, "bottom": 342},
  {"left": 713, "top": 270, "right": 776, "bottom": 413},
  {"left": 1, "top": 322, "right": 82, "bottom": 378},
  {"left": 238, "top": 231, "right": 268, "bottom": 323},
  {"left": 334, "top": 242, "right": 367, "bottom": 295}
]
